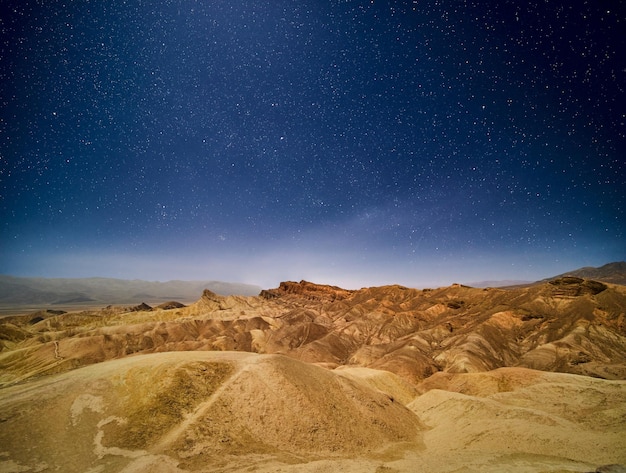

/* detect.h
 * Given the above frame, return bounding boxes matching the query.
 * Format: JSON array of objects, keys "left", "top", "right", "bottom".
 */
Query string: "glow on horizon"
[{"left": 0, "top": 238, "right": 612, "bottom": 290}]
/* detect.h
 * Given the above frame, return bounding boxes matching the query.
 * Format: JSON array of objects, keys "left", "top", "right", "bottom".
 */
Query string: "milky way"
[{"left": 1, "top": 1, "right": 624, "bottom": 288}]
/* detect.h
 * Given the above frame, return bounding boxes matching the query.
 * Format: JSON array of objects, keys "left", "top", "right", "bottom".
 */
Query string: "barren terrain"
[{"left": 1, "top": 277, "right": 625, "bottom": 472}]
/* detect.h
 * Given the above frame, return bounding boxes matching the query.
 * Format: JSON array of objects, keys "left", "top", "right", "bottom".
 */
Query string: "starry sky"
[{"left": 1, "top": 1, "right": 624, "bottom": 289}]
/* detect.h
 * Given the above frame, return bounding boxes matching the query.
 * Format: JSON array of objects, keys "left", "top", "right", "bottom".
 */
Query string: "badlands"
[{"left": 0, "top": 276, "right": 625, "bottom": 472}]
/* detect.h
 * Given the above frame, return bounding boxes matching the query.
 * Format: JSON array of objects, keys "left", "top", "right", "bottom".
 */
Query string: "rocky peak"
[
  {"left": 201, "top": 289, "right": 224, "bottom": 302},
  {"left": 547, "top": 277, "right": 607, "bottom": 297},
  {"left": 128, "top": 302, "right": 153, "bottom": 312},
  {"left": 260, "top": 280, "right": 354, "bottom": 301}
]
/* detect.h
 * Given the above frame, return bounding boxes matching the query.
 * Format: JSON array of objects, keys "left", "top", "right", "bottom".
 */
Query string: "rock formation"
[{"left": 0, "top": 277, "right": 625, "bottom": 472}]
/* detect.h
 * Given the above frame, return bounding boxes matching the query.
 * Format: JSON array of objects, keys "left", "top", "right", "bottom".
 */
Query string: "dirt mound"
[
  {"left": 407, "top": 368, "right": 626, "bottom": 471},
  {"left": 334, "top": 365, "right": 419, "bottom": 405},
  {"left": 0, "top": 322, "right": 30, "bottom": 351},
  {"left": 0, "top": 351, "right": 423, "bottom": 473}
]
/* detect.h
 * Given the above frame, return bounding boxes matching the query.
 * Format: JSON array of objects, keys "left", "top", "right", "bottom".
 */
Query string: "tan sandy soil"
[
  {"left": 0, "top": 351, "right": 423, "bottom": 473},
  {"left": 1, "top": 279, "right": 625, "bottom": 472},
  {"left": 0, "top": 352, "right": 624, "bottom": 473}
]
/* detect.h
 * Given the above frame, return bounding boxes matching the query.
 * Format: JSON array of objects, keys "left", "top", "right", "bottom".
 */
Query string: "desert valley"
[{"left": 1, "top": 263, "right": 625, "bottom": 473}]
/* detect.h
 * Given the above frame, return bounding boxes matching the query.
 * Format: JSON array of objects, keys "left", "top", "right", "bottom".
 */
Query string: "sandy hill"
[
  {"left": 1, "top": 278, "right": 625, "bottom": 472},
  {"left": 0, "top": 351, "right": 424, "bottom": 472}
]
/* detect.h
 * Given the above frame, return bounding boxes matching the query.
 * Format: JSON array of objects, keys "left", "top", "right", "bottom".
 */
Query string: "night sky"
[{"left": 1, "top": 1, "right": 625, "bottom": 289}]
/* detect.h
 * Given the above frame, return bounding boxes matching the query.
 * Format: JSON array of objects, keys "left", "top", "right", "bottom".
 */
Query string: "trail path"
[{"left": 150, "top": 356, "right": 260, "bottom": 452}]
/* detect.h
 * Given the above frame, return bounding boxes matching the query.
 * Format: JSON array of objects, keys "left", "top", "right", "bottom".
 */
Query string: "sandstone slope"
[
  {"left": 1, "top": 277, "right": 625, "bottom": 472},
  {"left": 0, "top": 351, "right": 423, "bottom": 473},
  {"left": 1, "top": 277, "right": 625, "bottom": 386}
]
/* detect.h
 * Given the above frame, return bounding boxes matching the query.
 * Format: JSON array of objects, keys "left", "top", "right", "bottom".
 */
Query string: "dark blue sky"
[{"left": 1, "top": 1, "right": 624, "bottom": 288}]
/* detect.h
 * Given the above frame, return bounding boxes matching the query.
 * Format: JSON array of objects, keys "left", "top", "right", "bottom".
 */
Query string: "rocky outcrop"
[
  {"left": 128, "top": 302, "right": 153, "bottom": 312},
  {"left": 156, "top": 301, "right": 186, "bottom": 310},
  {"left": 548, "top": 277, "right": 607, "bottom": 297},
  {"left": 260, "top": 280, "right": 354, "bottom": 301}
]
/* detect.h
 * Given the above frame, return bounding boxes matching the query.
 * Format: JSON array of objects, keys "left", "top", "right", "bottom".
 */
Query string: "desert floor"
[{"left": 1, "top": 350, "right": 624, "bottom": 473}]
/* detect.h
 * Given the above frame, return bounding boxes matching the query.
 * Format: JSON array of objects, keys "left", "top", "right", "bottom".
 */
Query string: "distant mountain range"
[
  {"left": 465, "top": 279, "right": 535, "bottom": 288},
  {"left": 0, "top": 275, "right": 262, "bottom": 308},
  {"left": 468, "top": 261, "right": 626, "bottom": 288},
  {"left": 1, "top": 262, "right": 623, "bottom": 309},
  {"left": 550, "top": 261, "right": 626, "bottom": 285}
]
